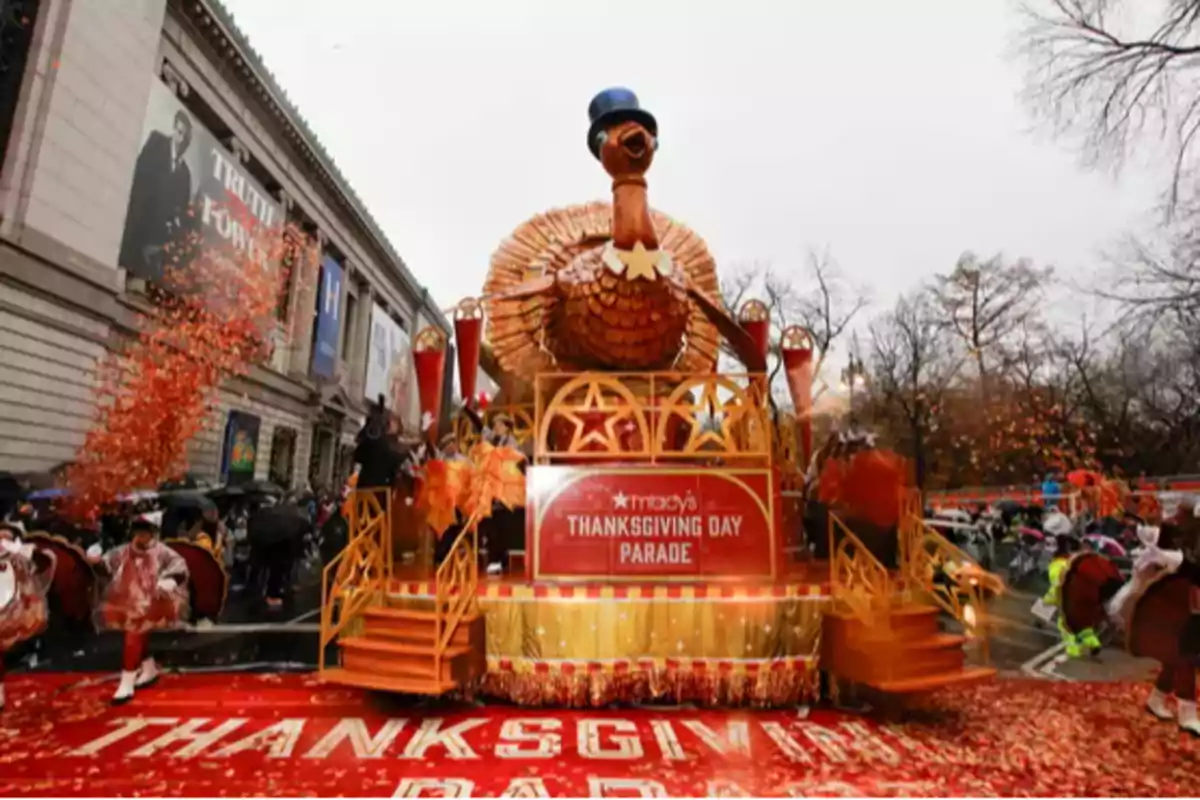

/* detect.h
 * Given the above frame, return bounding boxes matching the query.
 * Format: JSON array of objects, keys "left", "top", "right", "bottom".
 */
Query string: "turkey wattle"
[{"left": 483, "top": 88, "right": 765, "bottom": 377}]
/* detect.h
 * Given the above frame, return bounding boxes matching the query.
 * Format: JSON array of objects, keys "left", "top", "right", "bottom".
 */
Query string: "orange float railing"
[
  {"left": 433, "top": 518, "right": 480, "bottom": 679},
  {"left": 319, "top": 488, "right": 391, "bottom": 675}
]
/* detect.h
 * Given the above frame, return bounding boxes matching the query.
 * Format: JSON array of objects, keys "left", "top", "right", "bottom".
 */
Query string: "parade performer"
[
  {"left": 1135, "top": 517, "right": 1200, "bottom": 736},
  {"left": 92, "top": 516, "right": 189, "bottom": 705},
  {"left": 1046, "top": 536, "right": 1102, "bottom": 658},
  {"left": 0, "top": 523, "right": 54, "bottom": 711}
]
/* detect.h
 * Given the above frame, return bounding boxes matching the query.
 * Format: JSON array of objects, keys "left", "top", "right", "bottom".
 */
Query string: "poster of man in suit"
[{"left": 118, "top": 80, "right": 282, "bottom": 295}]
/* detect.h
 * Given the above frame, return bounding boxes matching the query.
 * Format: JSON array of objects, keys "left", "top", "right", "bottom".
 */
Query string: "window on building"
[
  {"left": 341, "top": 290, "right": 358, "bottom": 360},
  {"left": 0, "top": 1, "right": 40, "bottom": 172},
  {"left": 268, "top": 426, "right": 298, "bottom": 490}
]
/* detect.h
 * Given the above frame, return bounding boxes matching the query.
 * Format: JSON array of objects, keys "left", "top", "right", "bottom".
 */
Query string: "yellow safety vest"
[{"left": 1044, "top": 556, "right": 1070, "bottom": 606}]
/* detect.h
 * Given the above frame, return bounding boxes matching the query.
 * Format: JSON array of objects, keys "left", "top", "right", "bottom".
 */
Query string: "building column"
[
  {"left": 335, "top": 259, "right": 352, "bottom": 389},
  {"left": 351, "top": 283, "right": 373, "bottom": 401},
  {"left": 287, "top": 228, "right": 321, "bottom": 379}
]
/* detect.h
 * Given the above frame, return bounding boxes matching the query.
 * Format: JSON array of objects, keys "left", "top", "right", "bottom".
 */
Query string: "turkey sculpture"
[{"left": 484, "top": 88, "right": 766, "bottom": 377}]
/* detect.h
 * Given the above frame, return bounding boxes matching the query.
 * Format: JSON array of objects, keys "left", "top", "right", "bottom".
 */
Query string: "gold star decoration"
[
  {"left": 616, "top": 241, "right": 660, "bottom": 281},
  {"left": 667, "top": 378, "right": 752, "bottom": 455},
  {"left": 559, "top": 379, "right": 647, "bottom": 454}
]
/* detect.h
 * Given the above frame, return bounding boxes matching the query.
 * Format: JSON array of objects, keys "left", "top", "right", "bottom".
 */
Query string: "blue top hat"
[{"left": 587, "top": 88, "right": 657, "bottom": 160}]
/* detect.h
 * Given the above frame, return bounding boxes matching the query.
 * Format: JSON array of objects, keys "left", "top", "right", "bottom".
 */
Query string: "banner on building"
[
  {"left": 118, "top": 80, "right": 283, "bottom": 296},
  {"left": 220, "top": 411, "right": 261, "bottom": 486},
  {"left": 310, "top": 256, "right": 343, "bottom": 379},
  {"left": 365, "top": 304, "right": 420, "bottom": 435}
]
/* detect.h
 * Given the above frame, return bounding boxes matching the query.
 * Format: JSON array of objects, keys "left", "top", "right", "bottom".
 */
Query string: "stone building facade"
[{"left": 0, "top": 0, "right": 450, "bottom": 492}]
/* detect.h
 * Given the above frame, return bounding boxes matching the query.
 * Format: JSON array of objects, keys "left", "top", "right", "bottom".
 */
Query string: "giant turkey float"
[{"left": 317, "top": 89, "right": 1005, "bottom": 706}]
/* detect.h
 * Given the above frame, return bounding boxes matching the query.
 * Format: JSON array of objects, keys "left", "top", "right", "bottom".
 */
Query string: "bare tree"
[
  {"left": 869, "top": 291, "right": 963, "bottom": 488},
  {"left": 1100, "top": 228, "right": 1200, "bottom": 334},
  {"left": 930, "top": 253, "right": 1053, "bottom": 389},
  {"left": 719, "top": 251, "right": 868, "bottom": 408},
  {"left": 1018, "top": 0, "right": 1200, "bottom": 214}
]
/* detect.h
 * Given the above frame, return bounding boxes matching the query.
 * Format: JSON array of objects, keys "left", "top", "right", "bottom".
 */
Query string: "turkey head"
[{"left": 483, "top": 90, "right": 767, "bottom": 376}]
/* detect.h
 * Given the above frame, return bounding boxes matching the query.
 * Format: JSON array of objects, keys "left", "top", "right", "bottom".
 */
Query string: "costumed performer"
[
  {"left": 0, "top": 523, "right": 55, "bottom": 711},
  {"left": 1045, "top": 536, "right": 1101, "bottom": 658},
  {"left": 484, "top": 413, "right": 519, "bottom": 450},
  {"left": 1134, "top": 513, "right": 1200, "bottom": 736},
  {"left": 90, "top": 516, "right": 189, "bottom": 705}
]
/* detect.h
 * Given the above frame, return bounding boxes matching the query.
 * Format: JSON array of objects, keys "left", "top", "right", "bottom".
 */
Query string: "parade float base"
[
  {"left": 1, "top": 672, "right": 1197, "bottom": 797},
  {"left": 385, "top": 565, "right": 830, "bottom": 707}
]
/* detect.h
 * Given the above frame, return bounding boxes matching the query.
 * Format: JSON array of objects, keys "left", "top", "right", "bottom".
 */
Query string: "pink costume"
[
  {"left": 96, "top": 541, "right": 189, "bottom": 634},
  {"left": 0, "top": 533, "right": 54, "bottom": 710}
]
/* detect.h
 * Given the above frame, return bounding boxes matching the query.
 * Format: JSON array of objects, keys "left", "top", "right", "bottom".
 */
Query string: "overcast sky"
[{"left": 219, "top": 0, "right": 1162, "bottom": 346}]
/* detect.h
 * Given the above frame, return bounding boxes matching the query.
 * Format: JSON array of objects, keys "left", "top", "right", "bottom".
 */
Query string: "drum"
[
  {"left": 1127, "top": 571, "right": 1193, "bottom": 663},
  {"left": 26, "top": 532, "right": 97, "bottom": 625},
  {"left": 165, "top": 540, "right": 228, "bottom": 621},
  {"left": 1060, "top": 551, "right": 1124, "bottom": 634}
]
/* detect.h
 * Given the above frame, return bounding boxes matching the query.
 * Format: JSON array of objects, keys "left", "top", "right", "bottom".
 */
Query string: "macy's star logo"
[{"left": 612, "top": 491, "right": 629, "bottom": 510}]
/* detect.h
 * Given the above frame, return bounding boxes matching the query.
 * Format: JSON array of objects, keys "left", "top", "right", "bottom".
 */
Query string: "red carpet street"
[{"left": 0, "top": 673, "right": 1195, "bottom": 797}]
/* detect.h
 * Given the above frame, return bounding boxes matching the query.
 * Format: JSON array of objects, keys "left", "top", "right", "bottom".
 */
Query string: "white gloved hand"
[
  {"left": 1158, "top": 549, "right": 1184, "bottom": 572},
  {"left": 1133, "top": 546, "right": 1161, "bottom": 576},
  {"left": 0, "top": 537, "right": 22, "bottom": 555},
  {"left": 157, "top": 578, "right": 177, "bottom": 593},
  {"left": 86, "top": 543, "right": 103, "bottom": 559},
  {"left": 1136, "top": 525, "right": 1161, "bottom": 548}
]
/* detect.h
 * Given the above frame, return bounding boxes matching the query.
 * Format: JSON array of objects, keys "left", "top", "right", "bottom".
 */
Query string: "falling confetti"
[{"left": 61, "top": 203, "right": 310, "bottom": 522}]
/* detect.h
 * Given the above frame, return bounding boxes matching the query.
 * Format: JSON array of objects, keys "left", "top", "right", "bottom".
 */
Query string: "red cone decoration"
[{"left": 454, "top": 298, "right": 483, "bottom": 403}]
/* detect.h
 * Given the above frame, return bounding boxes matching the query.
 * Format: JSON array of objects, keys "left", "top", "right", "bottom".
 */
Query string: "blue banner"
[{"left": 311, "top": 256, "right": 343, "bottom": 379}]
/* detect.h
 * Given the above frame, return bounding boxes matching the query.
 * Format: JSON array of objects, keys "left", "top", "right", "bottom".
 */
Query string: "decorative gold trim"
[
  {"left": 738, "top": 299, "right": 769, "bottom": 324},
  {"left": 454, "top": 297, "right": 483, "bottom": 321},
  {"left": 780, "top": 325, "right": 814, "bottom": 352},
  {"left": 534, "top": 371, "right": 770, "bottom": 464},
  {"left": 414, "top": 326, "right": 447, "bottom": 352}
]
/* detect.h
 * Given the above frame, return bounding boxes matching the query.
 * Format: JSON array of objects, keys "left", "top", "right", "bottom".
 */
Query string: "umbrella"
[
  {"left": 241, "top": 479, "right": 284, "bottom": 497},
  {"left": 162, "top": 491, "right": 217, "bottom": 514},
  {"left": 159, "top": 474, "right": 213, "bottom": 493},
  {"left": 209, "top": 485, "right": 247, "bottom": 499},
  {"left": 27, "top": 487, "right": 68, "bottom": 501},
  {"left": 116, "top": 490, "right": 158, "bottom": 504}
]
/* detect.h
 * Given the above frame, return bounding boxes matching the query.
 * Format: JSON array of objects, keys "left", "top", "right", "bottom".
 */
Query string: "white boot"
[
  {"left": 135, "top": 657, "right": 159, "bottom": 688},
  {"left": 1179, "top": 700, "right": 1200, "bottom": 737},
  {"left": 112, "top": 670, "right": 137, "bottom": 705},
  {"left": 1146, "top": 688, "right": 1174, "bottom": 721}
]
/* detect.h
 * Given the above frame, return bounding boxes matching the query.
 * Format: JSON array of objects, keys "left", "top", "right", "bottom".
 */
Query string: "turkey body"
[
  {"left": 484, "top": 201, "right": 721, "bottom": 379},
  {"left": 549, "top": 246, "right": 691, "bottom": 370}
]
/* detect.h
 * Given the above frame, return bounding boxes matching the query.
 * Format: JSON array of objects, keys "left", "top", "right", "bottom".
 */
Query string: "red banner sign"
[{"left": 528, "top": 466, "right": 775, "bottom": 580}]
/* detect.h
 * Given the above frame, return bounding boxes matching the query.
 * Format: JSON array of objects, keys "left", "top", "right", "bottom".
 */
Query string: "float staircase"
[
  {"left": 318, "top": 489, "right": 486, "bottom": 696},
  {"left": 820, "top": 492, "right": 1005, "bottom": 697}
]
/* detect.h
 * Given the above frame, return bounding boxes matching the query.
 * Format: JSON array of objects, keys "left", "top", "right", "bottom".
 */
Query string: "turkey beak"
[{"left": 620, "top": 129, "right": 649, "bottom": 160}]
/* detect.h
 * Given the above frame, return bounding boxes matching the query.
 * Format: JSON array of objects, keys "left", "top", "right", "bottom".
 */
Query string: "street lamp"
[{"left": 841, "top": 354, "right": 866, "bottom": 425}]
